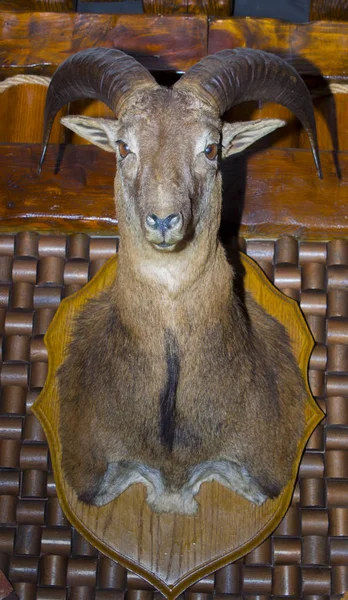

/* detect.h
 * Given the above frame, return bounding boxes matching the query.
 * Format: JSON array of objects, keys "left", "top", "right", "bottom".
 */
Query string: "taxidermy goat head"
[{"left": 40, "top": 48, "right": 321, "bottom": 514}]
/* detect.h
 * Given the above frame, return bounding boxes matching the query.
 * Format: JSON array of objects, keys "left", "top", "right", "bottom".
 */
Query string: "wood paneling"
[
  {"left": 0, "top": 143, "right": 345, "bottom": 240},
  {"left": 310, "top": 0, "right": 348, "bottom": 21},
  {"left": 0, "top": 85, "right": 65, "bottom": 144},
  {"left": 208, "top": 19, "right": 348, "bottom": 78},
  {"left": 225, "top": 90, "right": 348, "bottom": 153},
  {"left": 79, "top": 0, "right": 231, "bottom": 15},
  {"left": 0, "top": 13, "right": 207, "bottom": 77},
  {"left": 142, "top": 0, "right": 231, "bottom": 15},
  {"left": 3, "top": 14, "right": 348, "bottom": 78},
  {"left": 0, "top": 1, "right": 74, "bottom": 11},
  {"left": 0, "top": 144, "right": 116, "bottom": 233},
  {"left": 2, "top": 0, "right": 348, "bottom": 19}
]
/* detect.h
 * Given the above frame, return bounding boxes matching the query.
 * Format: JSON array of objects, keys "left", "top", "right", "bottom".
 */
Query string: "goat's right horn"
[
  {"left": 175, "top": 49, "right": 322, "bottom": 178},
  {"left": 39, "top": 47, "right": 159, "bottom": 172}
]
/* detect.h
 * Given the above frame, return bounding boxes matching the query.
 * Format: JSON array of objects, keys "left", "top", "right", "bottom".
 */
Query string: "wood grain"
[
  {"left": 142, "top": 0, "right": 231, "bottom": 15},
  {"left": 0, "top": 144, "right": 116, "bottom": 233},
  {"left": 0, "top": 85, "right": 66, "bottom": 144},
  {"left": 0, "top": 12, "right": 207, "bottom": 77},
  {"left": 310, "top": 0, "right": 348, "bottom": 20},
  {"left": 79, "top": 0, "right": 231, "bottom": 15},
  {"left": 208, "top": 19, "right": 348, "bottom": 78},
  {"left": 2, "top": 79, "right": 348, "bottom": 152},
  {"left": 0, "top": 143, "right": 346, "bottom": 240},
  {"left": 33, "top": 252, "right": 322, "bottom": 598},
  {"left": 0, "top": 0, "right": 74, "bottom": 10},
  {"left": 2, "top": 14, "right": 348, "bottom": 79}
]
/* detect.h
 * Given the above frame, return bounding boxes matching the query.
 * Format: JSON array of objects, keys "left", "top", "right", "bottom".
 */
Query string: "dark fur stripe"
[{"left": 160, "top": 330, "right": 180, "bottom": 452}]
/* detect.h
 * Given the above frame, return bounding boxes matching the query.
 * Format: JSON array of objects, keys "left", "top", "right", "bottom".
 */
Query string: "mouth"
[{"left": 154, "top": 241, "right": 177, "bottom": 252}]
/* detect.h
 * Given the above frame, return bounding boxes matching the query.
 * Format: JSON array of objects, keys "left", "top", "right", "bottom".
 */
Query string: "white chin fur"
[{"left": 153, "top": 243, "right": 177, "bottom": 252}]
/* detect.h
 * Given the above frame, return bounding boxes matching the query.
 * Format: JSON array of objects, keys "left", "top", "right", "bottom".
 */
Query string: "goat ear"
[
  {"left": 221, "top": 118, "right": 286, "bottom": 158},
  {"left": 60, "top": 116, "right": 118, "bottom": 152}
]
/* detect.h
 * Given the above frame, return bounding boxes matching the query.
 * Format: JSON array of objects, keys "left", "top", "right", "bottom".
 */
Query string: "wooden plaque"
[{"left": 33, "top": 252, "right": 323, "bottom": 598}]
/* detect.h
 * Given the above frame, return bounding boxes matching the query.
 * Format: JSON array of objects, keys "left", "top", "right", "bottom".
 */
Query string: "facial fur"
[{"left": 109, "top": 90, "right": 222, "bottom": 257}]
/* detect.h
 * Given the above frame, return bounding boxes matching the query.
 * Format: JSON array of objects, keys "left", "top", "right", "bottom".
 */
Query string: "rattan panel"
[{"left": 0, "top": 233, "right": 347, "bottom": 599}]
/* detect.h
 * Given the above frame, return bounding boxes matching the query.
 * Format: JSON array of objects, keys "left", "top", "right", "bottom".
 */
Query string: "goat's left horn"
[
  {"left": 38, "top": 47, "right": 159, "bottom": 172},
  {"left": 175, "top": 48, "right": 322, "bottom": 178}
]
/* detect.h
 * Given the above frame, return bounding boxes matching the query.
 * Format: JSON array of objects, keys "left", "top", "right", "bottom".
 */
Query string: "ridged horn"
[
  {"left": 175, "top": 48, "right": 322, "bottom": 178},
  {"left": 38, "top": 47, "right": 159, "bottom": 173}
]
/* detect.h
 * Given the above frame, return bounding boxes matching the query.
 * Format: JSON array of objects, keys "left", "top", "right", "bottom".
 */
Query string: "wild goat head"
[
  {"left": 40, "top": 48, "right": 321, "bottom": 514},
  {"left": 40, "top": 48, "right": 320, "bottom": 271}
]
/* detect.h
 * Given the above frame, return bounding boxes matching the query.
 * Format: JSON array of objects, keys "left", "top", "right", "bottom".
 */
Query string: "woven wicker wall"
[{"left": 0, "top": 232, "right": 347, "bottom": 599}]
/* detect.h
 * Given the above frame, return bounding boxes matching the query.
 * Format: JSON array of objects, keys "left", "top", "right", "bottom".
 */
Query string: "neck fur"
[{"left": 113, "top": 228, "right": 234, "bottom": 340}]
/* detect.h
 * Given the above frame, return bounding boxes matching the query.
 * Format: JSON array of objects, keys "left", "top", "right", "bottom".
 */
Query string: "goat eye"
[
  {"left": 204, "top": 143, "right": 218, "bottom": 160},
  {"left": 117, "top": 141, "right": 131, "bottom": 159}
]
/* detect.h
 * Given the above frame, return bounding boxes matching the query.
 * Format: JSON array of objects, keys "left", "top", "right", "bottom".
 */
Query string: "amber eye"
[
  {"left": 116, "top": 141, "right": 131, "bottom": 159},
  {"left": 204, "top": 143, "right": 218, "bottom": 160}
]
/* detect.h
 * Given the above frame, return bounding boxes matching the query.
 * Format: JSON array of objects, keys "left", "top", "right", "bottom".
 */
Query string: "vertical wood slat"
[
  {"left": 310, "top": 0, "right": 348, "bottom": 21},
  {"left": 0, "top": 85, "right": 65, "bottom": 144},
  {"left": 78, "top": 0, "right": 232, "bottom": 15}
]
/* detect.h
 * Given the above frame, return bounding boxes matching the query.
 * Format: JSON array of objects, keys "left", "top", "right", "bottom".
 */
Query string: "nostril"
[
  {"left": 145, "top": 213, "right": 182, "bottom": 233},
  {"left": 167, "top": 213, "right": 182, "bottom": 230},
  {"left": 146, "top": 214, "right": 158, "bottom": 230}
]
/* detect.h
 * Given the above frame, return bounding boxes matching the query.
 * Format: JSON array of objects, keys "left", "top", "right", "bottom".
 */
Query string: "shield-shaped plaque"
[{"left": 33, "top": 252, "right": 323, "bottom": 598}]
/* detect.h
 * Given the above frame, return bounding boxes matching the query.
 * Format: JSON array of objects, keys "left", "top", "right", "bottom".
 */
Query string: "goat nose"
[{"left": 146, "top": 213, "right": 182, "bottom": 232}]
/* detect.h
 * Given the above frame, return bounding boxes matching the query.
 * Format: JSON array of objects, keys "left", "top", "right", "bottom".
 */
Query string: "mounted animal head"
[
  {"left": 40, "top": 48, "right": 321, "bottom": 265},
  {"left": 39, "top": 48, "right": 322, "bottom": 515}
]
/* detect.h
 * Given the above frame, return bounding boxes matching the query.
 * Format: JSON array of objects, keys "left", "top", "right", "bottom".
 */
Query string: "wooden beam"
[
  {"left": 0, "top": 144, "right": 117, "bottom": 233},
  {"left": 0, "top": 1, "right": 74, "bottom": 11},
  {"left": 78, "top": 0, "right": 231, "bottom": 15},
  {"left": 0, "top": 143, "right": 346, "bottom": 239},
  {"left": 2, "top": 14, "right": 348, "bottom": 78},
  {"left": 208, "top": 19, "right": 348, "bottom": 78},
  {"left": 0, "top": 13, "right": 207, "bottom": 77}
]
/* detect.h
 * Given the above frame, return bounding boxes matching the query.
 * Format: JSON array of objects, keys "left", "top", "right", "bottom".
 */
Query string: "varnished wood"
[
  {"left": 208, "top": 19, "right": 348, "bottom": 78},
  {"left": 310, "top": 0, "right": 348, "bottom": 21},
  {"left": 3, "top": 79, "right": 348, "bottom": 152},
  {"left": 0, "top": 144, "right": 116, "bottom": 233},
  {"left": 3, "top": 15, "right": 348, "bottom": 78},
  {"left": 0, "top": 0, "right": 74, "bottom": 10},
  {"left": 0, "top": 13, "right": 207, "bottom": 77},
  {"left": 33, "top": 252, "right": 322, "bottom": 598},
  {"left": 142, "top": 0, "right": 231, "bottom": 15},
  {"left": 0, "top": 143, "right": 345, "bottom": 240},
  {"left": 226, "top": 90, "right": 348, "bottom": 153},
  {"left": 79, "top": 0, "right": 231, "bottom": 15},
  {"left": 0, "top": 85, "right": 66, "bottom": 144}
]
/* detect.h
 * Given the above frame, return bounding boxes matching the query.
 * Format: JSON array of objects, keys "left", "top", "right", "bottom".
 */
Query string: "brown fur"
[{"left": 58, "top": 88, "right": 305, "bottom": 513}]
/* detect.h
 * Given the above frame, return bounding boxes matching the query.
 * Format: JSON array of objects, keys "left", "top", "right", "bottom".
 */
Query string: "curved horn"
[
  {"left": 39, "top": 47, "right": 159, "bottom": 172},
  {"left": 175, "top": 49, "right": 322, "bottom": 178}
]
